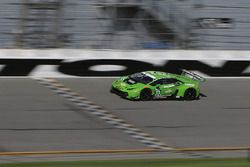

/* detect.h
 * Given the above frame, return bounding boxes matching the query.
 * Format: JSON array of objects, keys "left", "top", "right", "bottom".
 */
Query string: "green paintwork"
[{"left": 111, "top": 71, "right": 204, "bottom": 100}]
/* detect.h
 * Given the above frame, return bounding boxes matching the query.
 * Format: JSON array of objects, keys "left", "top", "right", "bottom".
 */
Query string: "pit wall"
[{"left": 0, "top": 49, "right": 249, "bottom": 77}]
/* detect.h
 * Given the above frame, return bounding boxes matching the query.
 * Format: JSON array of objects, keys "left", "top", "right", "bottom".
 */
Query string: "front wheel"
[
  {"left": 184, "top": 88, "right": 197, "bottom": 100},
  {"left": 140, "top": 89, "right": 152, "bottom": 101}
]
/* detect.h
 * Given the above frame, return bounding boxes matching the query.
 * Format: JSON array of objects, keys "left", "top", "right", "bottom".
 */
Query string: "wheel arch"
[{"left": 177, "top": 86, "right": 197, "bottom": 98}]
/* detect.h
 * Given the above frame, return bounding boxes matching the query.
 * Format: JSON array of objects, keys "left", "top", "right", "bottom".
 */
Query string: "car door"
[{"left": 158, "top": 78, "right": 179, "bottom": 96}]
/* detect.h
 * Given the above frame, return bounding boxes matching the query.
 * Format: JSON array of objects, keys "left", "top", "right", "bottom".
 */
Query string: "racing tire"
[
  {"left": 110, "top": 87, "right": 114, "bottom": 93},
  {"left": 184, "top": 88, "right": 196, "bottom": 100},
  {"left": 140, "top": 89, "right": 152, "bottom": 101}
]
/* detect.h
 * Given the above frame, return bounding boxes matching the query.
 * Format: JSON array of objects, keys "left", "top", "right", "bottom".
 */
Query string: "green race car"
[{"left": 110, "top": 70, "right": 205, "bottom": 100}]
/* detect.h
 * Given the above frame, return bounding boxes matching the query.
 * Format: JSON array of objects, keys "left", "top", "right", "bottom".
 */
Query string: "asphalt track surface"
[{"left": 0, "top": 78, "right": 250, "bottom": 162}]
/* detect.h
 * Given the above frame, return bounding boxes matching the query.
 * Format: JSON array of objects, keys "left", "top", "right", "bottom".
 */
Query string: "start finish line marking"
[{"left": 34, "top": 77, "right": 173, "bottom": 151}]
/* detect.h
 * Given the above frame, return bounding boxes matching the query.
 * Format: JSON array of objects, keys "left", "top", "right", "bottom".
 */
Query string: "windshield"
[{"left": 129, "top": 72, "right": 154, "bottom": 84}]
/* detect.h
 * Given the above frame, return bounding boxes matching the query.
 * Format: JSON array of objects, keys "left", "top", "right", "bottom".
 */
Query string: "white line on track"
[{"left": 34, "top": 77, "right": 174, "bottom": 151}]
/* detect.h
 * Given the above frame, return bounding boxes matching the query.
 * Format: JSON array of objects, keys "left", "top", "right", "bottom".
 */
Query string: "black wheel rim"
[{"left": 185, "top": 89, "right": 196, "bottom": 100}]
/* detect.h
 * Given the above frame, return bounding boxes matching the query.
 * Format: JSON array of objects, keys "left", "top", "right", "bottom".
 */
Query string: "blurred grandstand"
[{"left": 1, "top": 0, "right": 250, "bottom": 49}]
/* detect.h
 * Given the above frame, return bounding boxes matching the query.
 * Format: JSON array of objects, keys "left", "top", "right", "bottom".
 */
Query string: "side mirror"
[
  {"left": 175, "top": 82, "right": 181, "bottom": 86},
  {"left": 150, "top": 83, "right": 157, "bottom": 86}
]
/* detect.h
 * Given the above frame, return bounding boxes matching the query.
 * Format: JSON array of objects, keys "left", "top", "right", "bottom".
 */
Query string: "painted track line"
[
  {"left": 34, "top": 78, "right": 173, "bottom": 151},
  {"left": 1, "top": 147, "right": 249, "bottom": 156},
  {"left": 0, "top": 149, "right": 156, "bottom": 156}
]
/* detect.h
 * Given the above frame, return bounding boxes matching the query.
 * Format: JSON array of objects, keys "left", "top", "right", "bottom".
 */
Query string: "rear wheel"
[
  {"left": 184, "top": 88, "right": 196, "bottom": 100},
  {"left": 140, "top": 89, "right": 152, "bottom": 101}
]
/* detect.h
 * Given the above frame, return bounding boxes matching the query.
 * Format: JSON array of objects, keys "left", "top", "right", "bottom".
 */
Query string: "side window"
[
  {"left": 162, "top": 78, "right": 178, "bottom": 84},
  {"left": 150, "top": 79, "right": 163, "bottom": 86}
]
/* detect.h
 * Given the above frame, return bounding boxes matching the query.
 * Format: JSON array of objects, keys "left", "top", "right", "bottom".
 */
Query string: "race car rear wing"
[{"left": 181, "top": 69, "right": 206, "bottom": 82}]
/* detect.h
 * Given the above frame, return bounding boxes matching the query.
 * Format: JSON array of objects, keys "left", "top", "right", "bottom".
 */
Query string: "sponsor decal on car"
[
  {"left": 163, "top": 84, "right": 175, "bottom": 88},
  {"left": 184, "top": 83, "right": 195, "bottom": 86}
]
